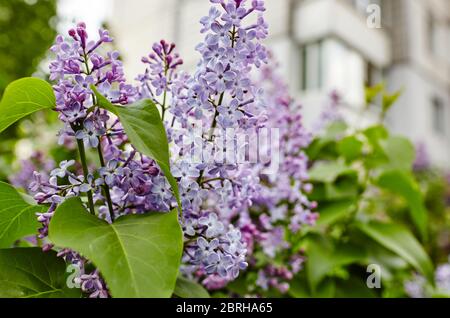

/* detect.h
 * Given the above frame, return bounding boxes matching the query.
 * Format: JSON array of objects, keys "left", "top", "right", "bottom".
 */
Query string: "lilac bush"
[{"left": 32, "top": 22, "right": 140, "bottom": 297}]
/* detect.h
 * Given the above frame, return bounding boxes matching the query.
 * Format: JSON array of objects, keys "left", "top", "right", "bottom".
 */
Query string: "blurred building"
[{"left": 110, "top": 0, "right": 450, "bottom": 167}]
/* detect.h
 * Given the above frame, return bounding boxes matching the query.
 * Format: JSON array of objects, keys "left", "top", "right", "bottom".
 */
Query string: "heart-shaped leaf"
[
  {"left": 173, "top": 276, "right": 210, "bottom": 298},
  {"left": 0, "top": 77, "right": 55, "bottom": 134},
  {"left": 92, "top": 86, "right": 181, "bottom": 211},
  {"left": 356, "top": 221, "right": 434, "bottom": 283},
  {"left": 48, "top": 197, "right": 183, "bottom": 298},
  {"left": 0, "top": 181, "right": 46, "bottom": 248},
  {"left": 0, "top": 248, "right": 81, "bottom": 298}
]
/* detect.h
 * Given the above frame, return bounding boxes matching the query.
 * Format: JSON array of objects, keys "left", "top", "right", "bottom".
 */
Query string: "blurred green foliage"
[
  {"left": 296, "top": 85, "right": 449, "bottom": 298},
  {"left": 0, "top": 0, "right": 57, "bottom": 180},
  {"left": 301, "top": 121, "right": 434, "bottom": 297},
  {"left": 214, "top": 85, "right": 449, "bottom": 298},
  {"left": 0, "top": 0, "right": 57, "bottom": 95}
]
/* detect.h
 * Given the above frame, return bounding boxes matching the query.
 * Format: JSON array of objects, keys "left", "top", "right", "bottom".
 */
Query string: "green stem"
[
  {"left": 82, "top": 48, "right": 91, "bottom": 74},
  {"left": 76, "top": 138, "right": 96, "bottom": 215},
  {"left": 161, "top": 54, "right": 170, "bottom": 121},
  {"left": 208, "top": 92, "right": 224, "bottom": 141},
  {"left": 97, "top": 140, "right": 115, "bottom": 221},
  {"left": 36, "top": 235, "right": 42, "bottom": 248},
  {"left": 161, "top": 90, "right": 168, "bottom": 121},
  {"left": 198, "top": 27, "right": 237, "bottom": 184}
]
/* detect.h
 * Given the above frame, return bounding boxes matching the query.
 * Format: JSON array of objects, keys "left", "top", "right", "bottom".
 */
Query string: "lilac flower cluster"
[
  {"left": 255, "top": 255, "right": 305, "bottom": 293},
  {"left": 312, "top": 90, "right": 343, "bottom": 133},
  {"left": 31, "top": 22, "right": 171, "bottom": 298},
  {"left": 413, "top": 142, "right": 430, "bottom": 172},
  {"left": 136, "top": 0, "right": 269, "bottom": 287},
  {"left": 9, "top": 151, "right": 54, "bottom": 193},
  {"left": 256, "top": 58, "right": 317, "bottom": 230},
  {"left": 23, "top": 0, "right": 315, "bottom": 296},
  {"left": 27, "top": 0, "right": 270, "bottom": 294},
  {"left": 57, "top": 249, "right": 109, "bottom": 298},
  {"left": 231, "top": 55, "right": 318, "bottom": 294}
]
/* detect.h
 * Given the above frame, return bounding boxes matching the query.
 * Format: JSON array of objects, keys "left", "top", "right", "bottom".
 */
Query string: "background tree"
[
  {"left": 0, "top": 0, "right": 57, "bottom": 95},
  {"left": 0, "top": 0, "right": 57, "bottom": 180}
]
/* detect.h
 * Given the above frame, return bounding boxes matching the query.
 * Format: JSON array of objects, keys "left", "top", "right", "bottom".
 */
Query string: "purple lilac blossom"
[
  {"left": 9, "top": 151, "right": 55, "bottom": 192},
  {"left": 26, "top": 0, "right": 310, "bottom": 297},
  {"left": 31, "top": 2, "right": 267, "bottom": 295},
  {"left": 312, "top": 90, "right": 343, "bottom": 133},
  {"left": 136, "top": 0, "right": 269, "bottom": 286},
  {"left": 235, "top": 53, "right": 317, "bottom": 294},
  {"left": 32, "top": 22, "right": 148, "bottom": 298},
  {"left": 413, "top": 142, "right": 430, "bottom": 172}
]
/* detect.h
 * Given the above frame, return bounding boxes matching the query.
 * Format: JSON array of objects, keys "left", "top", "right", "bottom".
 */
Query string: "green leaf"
[
  {"left": 289, "top": 275, "right": 337, "bottom": 298},
  {"left": 48, "top": 197, "right": 183, "bottom": 298},
  {"left": 335, "top": 276, "right": 377, "bottom": 298},
  {"left": 377, "top": 170, "right": 428, "bottom": 240},
  {"left": 334, "top": 243, "right": 367, "bottom": 266},
  {"left": 288, "top": 276, "right": 310, "bottom": 298},
  {"left": 324, "top": 174, "right": 359, "bottom": 200},
  {"left": 337, "top": 136, "right": 363, "bottom": 162},
  {"left": 225, "top": 275, "right": 250, "bottom": 296},
  {"left": 363, "top": 125, "right": 388, "bottom": 146},
  {"left": 305, "top": 234, "right": 366, "bottom": 292},
  {"left": 325, "top": 121, "right": 348, "bottom": 138},
  {"left": 356, "top": 221, "right": 433, "bottom": 283},
  {"left": 382, "top": 90, "right": 402, "bottom": 114},
  {"left": 0, "top": 181, "right": 46, "bottom": 248},
  {"left": 354, "top": 233, "right": 408, "bottom": 281},
  {"left": 0, "top": 248, "right": 81, "bottom": 298},
  {"left": 365, "top": 83, "right": 384, "bottom": 105},
  {"left": 0, "top": 77, "right": 55, "bottom": 133},
  {"left": 92, "top": 86, "right": 181, "bottom": 211},
  {"left": 316, "top": 200, "right": 355, "bottom": 226},
  {"left": 173, "top": 276, "right": 210, "bottom": 298},
  {"left": 380, "top": 136, "right": 415, "bottom": 171},
  {"left": 308, "top": 162, "right": 354, "bottom": 183},
  {"left": 313, "top": 278, "right": 336, "bottom": 298},
  {"left": 306, "top": 121, "right": 347, "bottom": 160}
]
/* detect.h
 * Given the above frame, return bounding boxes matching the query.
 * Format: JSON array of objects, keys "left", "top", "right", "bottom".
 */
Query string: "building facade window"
[
  {"left": 432, "top": 96, "right": 446, "bottom": 135},
  {"left": 300, "top": 41, "right": 323, "bottom": 91},
  {"left": 299, "top": 38, "right": 366, "bottom": 106}
]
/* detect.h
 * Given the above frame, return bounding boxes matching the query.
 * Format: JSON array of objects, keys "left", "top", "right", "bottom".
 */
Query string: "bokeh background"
[{"left": 1, "top": 0, "right": 449, "bottom": 169}]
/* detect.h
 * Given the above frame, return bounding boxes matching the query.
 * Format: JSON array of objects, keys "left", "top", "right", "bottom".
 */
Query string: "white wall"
[
  {"left": 386, "top": 0, "right": 450, "bottom": 167},
  {"left": 388, "top": 64, "right": 450, "bottom": 167},
  {"left": 406, "top": 0, "right": 450, "bottom": 87}
]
